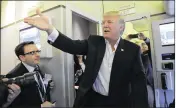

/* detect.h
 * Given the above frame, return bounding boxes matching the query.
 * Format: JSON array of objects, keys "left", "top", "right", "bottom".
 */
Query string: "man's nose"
[
  {"left": 35, "top": 52, "right": 40, "bottom": 57},
  {"left": 103, "top": 22, "right": 109, "bottom": 27}
]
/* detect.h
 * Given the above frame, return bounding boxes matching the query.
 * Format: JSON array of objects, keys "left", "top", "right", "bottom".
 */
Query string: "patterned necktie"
[{"left": 34, "top": 66, "right": 45, "bottom": 99}]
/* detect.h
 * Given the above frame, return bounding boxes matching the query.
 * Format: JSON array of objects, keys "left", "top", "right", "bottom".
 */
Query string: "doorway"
[
  {"left": 71, "top": 11, "right": 98, "bottom": 97},
  {"left": 64, "top": 5, "right": 100, "bottom": 106}
]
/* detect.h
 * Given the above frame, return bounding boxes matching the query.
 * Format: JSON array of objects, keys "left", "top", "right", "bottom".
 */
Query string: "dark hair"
[
  {"left": 74, "top": 55, "right": 86, "bottom": 72},
  {"left": 15, "top": 41, "right": 35, "bottom": 60},
  {"left": 138, "top": 33, "right": 144, "bottom": 37}
]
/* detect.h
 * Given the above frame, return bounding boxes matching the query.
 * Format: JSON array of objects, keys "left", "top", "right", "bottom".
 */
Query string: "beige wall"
[
  {"left": 103, "top": 1, "right": 165, "bottom": 15},
  {"left": 1, "top": 1, "right": 103, "bottom": 28},
  {"left": 1, "top": 1, "right": 16, "bottom": 27},
  {"left": 66, "top": 1, "right": 103, "bottom": 21},
  {"left": 1, "top": 1, "right": 169, "bottom": 28}
]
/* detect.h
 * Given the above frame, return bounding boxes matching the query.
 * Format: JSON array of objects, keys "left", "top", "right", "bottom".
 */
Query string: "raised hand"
[{"left": 24, "top": 9, "right": 52, "bottom": 32}]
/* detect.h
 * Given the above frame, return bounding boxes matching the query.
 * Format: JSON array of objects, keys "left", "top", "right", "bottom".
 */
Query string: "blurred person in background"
[
  {"left": 125, "top": 34, "right": 138, "bottom": 40},
  {"left": 138, "top": 33, "right": 152, "bottom": 64},
  {"left": 130, "top": 38, "right": 154, "bottom": 108},
  {"left": 74, "top": 55, "right": 86, "bottom": 91}
]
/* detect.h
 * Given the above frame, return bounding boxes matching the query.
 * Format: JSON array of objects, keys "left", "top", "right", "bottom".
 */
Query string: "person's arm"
[
  {"left": 47, "top": 28, "right": 88, "bottom": 55},
  {"left": 130, "top": 47, "right": 148, "bottom": 108},
  {"left": 24, "top": 9, "right": 88, "bottom": 55},
  {"left": 2, "top": 84, "right": 21, "bottom": 108}
]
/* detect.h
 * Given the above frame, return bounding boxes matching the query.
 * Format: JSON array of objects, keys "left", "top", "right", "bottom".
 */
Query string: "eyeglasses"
[{"left": 24, "top": 50, "right": 41, "bottom": 55}]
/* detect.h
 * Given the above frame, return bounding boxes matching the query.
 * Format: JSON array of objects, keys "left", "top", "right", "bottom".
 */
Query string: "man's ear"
[
  {"left": 119, "top": 24, "right": 125, "bottom": 35},
  {"left": 19, "top": 55, "right": 25, "bottom": 62}
]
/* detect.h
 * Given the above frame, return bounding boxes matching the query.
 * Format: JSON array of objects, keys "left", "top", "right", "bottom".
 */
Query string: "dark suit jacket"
[
  {"left": 48, "top": 32, "right": 148, "bottom": 108},
  {"left": 6, "top": 63, "right": 47, "bottom": 107}
]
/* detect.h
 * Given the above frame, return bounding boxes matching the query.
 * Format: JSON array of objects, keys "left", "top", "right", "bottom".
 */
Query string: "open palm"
[{"left": 24, "top": 9, "right": 50, "bottom": 31}]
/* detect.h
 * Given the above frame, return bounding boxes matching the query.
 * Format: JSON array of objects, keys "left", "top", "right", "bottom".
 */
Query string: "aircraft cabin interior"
[{"left": 0, "top": 1, "right": 175, "bottom": 108}]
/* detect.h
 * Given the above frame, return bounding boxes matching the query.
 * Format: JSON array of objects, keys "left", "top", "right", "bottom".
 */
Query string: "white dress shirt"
[
  {"left": 22, "top": 62, "right": 46, "bottom": 102},
  {"left": 48, "top": 28, "right": 120, "bottom": 96},
  {"left": 92, "top": 39, "right": 120, "bottom": 96}
]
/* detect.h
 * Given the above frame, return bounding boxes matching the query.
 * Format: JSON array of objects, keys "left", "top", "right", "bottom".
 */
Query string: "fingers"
[
  {"left": 8, "top": 84, "right": 21, "bottom": 96},
  {"left": 36, "top": 8, "right": 43, "bottom": 17},
  {"left": 8, "top": 84, "right": 20, "bottom": 91},
  {"left": 8, "top": 89, "right": 14, "bottom": 94},
  {"left": 24, "top": 17, "right": 32, "bottom": 22},
  {"left": 7, "top": 89, "right": 14, "bottom": 102},
  {"left": 12, "top": 84, "right": 20, "bottom": 89},
  {"left": 5, "top": 84, "right": 21, "bottom": 104},
  {"left": 24, "top": 17, "right": 35, "bottom": 25}
]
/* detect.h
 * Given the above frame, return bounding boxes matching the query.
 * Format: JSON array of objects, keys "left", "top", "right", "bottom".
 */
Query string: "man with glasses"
[{"left": 5, "top": 41, "right": 55, "bottom": 107}]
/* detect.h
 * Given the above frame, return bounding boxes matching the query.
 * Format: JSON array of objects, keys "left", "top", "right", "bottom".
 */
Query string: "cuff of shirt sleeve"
[{"left": 48, "top": 28, "right": 59, "bottom": 43}]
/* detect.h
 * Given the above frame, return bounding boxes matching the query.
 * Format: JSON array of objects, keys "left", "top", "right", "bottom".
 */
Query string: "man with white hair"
[{"left": 24, "top": 9, "right": 148, "bottom": 108}]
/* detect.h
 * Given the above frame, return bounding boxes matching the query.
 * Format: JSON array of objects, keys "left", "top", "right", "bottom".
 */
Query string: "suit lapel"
[
  {"left": 113, "top": 38, "right": 125, "bottom": 61},
  {"left": 21, "top": 63, "right": 30, "bottom": 74},
  {"left": 108, "top": 38, "right": 125, "bottom": 94},
  {"left": 94, "top": 38, "right": 106, "bottom": 76},
  {"left": 111, "top": 38, "right": 125, "bottom": 74}
]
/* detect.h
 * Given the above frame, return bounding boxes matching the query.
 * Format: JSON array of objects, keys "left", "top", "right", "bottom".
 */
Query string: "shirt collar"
[
  {"left": 105, "top": 37, "right": 121, "bottom": 51},
  {"left": 22, "top": 62, "right": 35, "bottom": 73}
]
